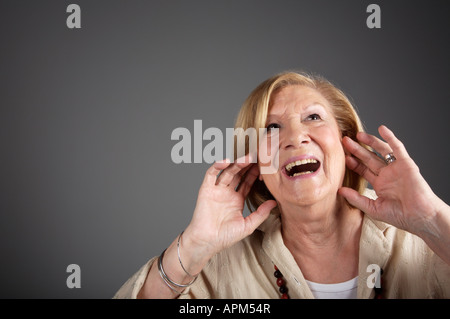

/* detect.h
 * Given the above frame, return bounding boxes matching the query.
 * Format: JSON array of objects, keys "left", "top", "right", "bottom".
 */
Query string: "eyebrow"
[{"left": 303, "top": 103, "right": 327, "bottom": 111}]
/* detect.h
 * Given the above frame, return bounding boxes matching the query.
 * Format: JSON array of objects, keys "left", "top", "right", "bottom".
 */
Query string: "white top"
[{"left": 305, "top": 277, "right": 358, "bottom": 299}]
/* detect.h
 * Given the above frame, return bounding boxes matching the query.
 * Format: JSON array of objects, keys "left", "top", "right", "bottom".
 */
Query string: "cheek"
[
  {"left": 321, "top": 124, "right": 343, "bottom": 147},
  {"left": 319, "top": 127, "right": 346, "bottom": 174},
  {"left": 258, "top": 133, "right": 280, "bottom": 175}
]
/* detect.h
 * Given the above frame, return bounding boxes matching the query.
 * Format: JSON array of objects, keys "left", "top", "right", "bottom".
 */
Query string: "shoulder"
[
  {"left": 359, "top": 190, "right": 450, "bottom": 298},
  {"left": 189, "top": 230, "right": 273, "bottom": 298}
]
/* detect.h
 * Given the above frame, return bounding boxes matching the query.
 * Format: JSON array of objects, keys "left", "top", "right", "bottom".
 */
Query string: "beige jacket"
[{"left": 114, "top": 201, "right": 450, "bottom": 299}]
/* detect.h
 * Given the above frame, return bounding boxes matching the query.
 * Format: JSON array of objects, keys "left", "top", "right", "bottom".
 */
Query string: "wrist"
[
  {"left": 416, "top": 195, "right": 449, "bottom": 238},
  {"left": 180, "top": 227, "right": 216, "bottom": 275},
  {"left": 415, "top": 196, "right": 450, "bottom": 265}
]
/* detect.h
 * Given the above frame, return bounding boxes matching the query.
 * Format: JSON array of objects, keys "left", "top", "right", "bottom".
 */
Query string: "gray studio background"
[{"left": 1, "top": 0, "right": 449, "bottom": 298}]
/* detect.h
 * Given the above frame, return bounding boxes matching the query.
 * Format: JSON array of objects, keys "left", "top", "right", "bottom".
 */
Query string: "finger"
[
  {"left": 342, "top": 136, "right": 385, "bottom": 175},
  {"left": 229, "top": 163, "right": 254, "bottom": 190},
  {"left": 378, "top": 125, "right": 409, "bottom": 159},
  {"left": 356, "top": 131, "right": 393, "bottom": 158},
  {"left": 203, "top": 159, "right": 232, "bottom": 185},
  {"left": 338, "top": 187, "right": 376, "bottom": 216},
  {"left": 243, "top": 200, "right": 277, "bottom": 237},
  {"left": 236, "top": 164, "right": 260, "bottom": 196},
  {"left": 345, "top": 155, "right": 377, "bottom": 185},
  {"left": 216, "top": 154, "right": 254, "bottom": 186}
]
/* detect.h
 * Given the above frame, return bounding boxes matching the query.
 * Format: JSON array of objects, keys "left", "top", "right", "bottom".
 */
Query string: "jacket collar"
[
  {"left": 258, "top": 214, "right": 315, "bottom": 298},
  {"left": 257, "top": 212, "right": 393, "bottom": 299},
  {"left": 357, "top": 215, "right": 393, "bottom": 298}
]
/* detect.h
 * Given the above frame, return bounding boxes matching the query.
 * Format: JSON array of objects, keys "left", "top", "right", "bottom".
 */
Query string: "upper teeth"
[{"left": 285, "top": 158, "right": 318, "bottom": 171}]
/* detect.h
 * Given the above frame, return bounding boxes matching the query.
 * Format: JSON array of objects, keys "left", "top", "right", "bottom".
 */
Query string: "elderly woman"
[{"left": 115, "top": 71, "right": 450, "bottom": 299}]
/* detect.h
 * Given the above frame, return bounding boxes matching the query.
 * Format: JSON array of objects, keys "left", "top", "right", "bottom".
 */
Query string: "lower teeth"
[{"left": 292, "top": 171, "right": 313, "bottom": 177}]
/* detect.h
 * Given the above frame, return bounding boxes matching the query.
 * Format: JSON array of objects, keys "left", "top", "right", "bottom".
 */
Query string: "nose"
[{"left": 281, "top": 122, "right": 311, "bottom": 150}]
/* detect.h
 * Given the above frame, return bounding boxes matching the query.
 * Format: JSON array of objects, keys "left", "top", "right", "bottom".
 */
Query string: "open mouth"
[{"left": 284, "top": 158, "right": 321, "bottom": 177}]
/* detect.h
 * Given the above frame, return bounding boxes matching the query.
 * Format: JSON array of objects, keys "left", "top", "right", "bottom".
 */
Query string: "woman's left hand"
[{"left": 339, "top": 125, "right": 449, "bottom": 242}]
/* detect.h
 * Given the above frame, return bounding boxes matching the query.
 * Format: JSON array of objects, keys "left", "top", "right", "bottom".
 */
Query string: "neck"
[{"left": 280, "top": 194, "right": 363, "bottom": 283}]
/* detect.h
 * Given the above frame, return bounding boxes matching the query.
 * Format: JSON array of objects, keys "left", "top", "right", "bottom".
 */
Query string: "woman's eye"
[
  {"left": 266, "top": 123, "right": 281, "bottom": 131},
  {"left": 306, "top": 113, "right": 321, "bottom": 121}
]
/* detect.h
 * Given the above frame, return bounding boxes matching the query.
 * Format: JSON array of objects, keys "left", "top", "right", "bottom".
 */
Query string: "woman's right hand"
[
  {"left": 182, "top": 155, "right": 277, "bottom": 272},
  {"left": 137, "top": 155, "right": 277, "bottom": 299}
]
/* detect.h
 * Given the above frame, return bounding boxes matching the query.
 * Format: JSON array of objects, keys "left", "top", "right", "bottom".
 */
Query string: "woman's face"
[{"left": 259, "top": 85, "right": 346, "bottom": 207}]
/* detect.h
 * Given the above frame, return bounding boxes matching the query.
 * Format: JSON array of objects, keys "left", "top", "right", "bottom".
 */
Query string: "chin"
[{"left": 288, "top": 180, "right": 342, "bottom": 205}]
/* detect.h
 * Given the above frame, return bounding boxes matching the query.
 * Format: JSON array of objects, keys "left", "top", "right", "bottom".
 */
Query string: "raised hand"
[
  {"left": 183, "top": 155, "right": 277, "bottom": 265},
  {"left": 138, "top": 155, "right": 277, "bottom": 298},
  {"left": 339, "top": 125, "right": 448, "bottom": 241}
]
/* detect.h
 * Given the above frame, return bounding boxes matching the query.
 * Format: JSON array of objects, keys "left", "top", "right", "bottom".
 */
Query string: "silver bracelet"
[
  {"left": 158, "top": 248, "right": 197, "bottom": 289},
  {"left": 177, "top": 231, "right": 198, "bottom": 278},
  {"left": 157, "top": 251, "right": 188, "bottom": 296}
]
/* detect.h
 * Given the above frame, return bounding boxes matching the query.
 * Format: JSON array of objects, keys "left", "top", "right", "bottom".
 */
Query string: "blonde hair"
[{"left": 234, "top": 71, "right": 367, "bottom": 212}]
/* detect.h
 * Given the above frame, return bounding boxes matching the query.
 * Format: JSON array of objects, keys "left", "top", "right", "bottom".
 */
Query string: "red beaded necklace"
[
  {"left": 273, "top": 265, "right": 384, "bottom": 299},
  {"left": 273, "top": 265, "right": 289, "bottom": 299}
]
